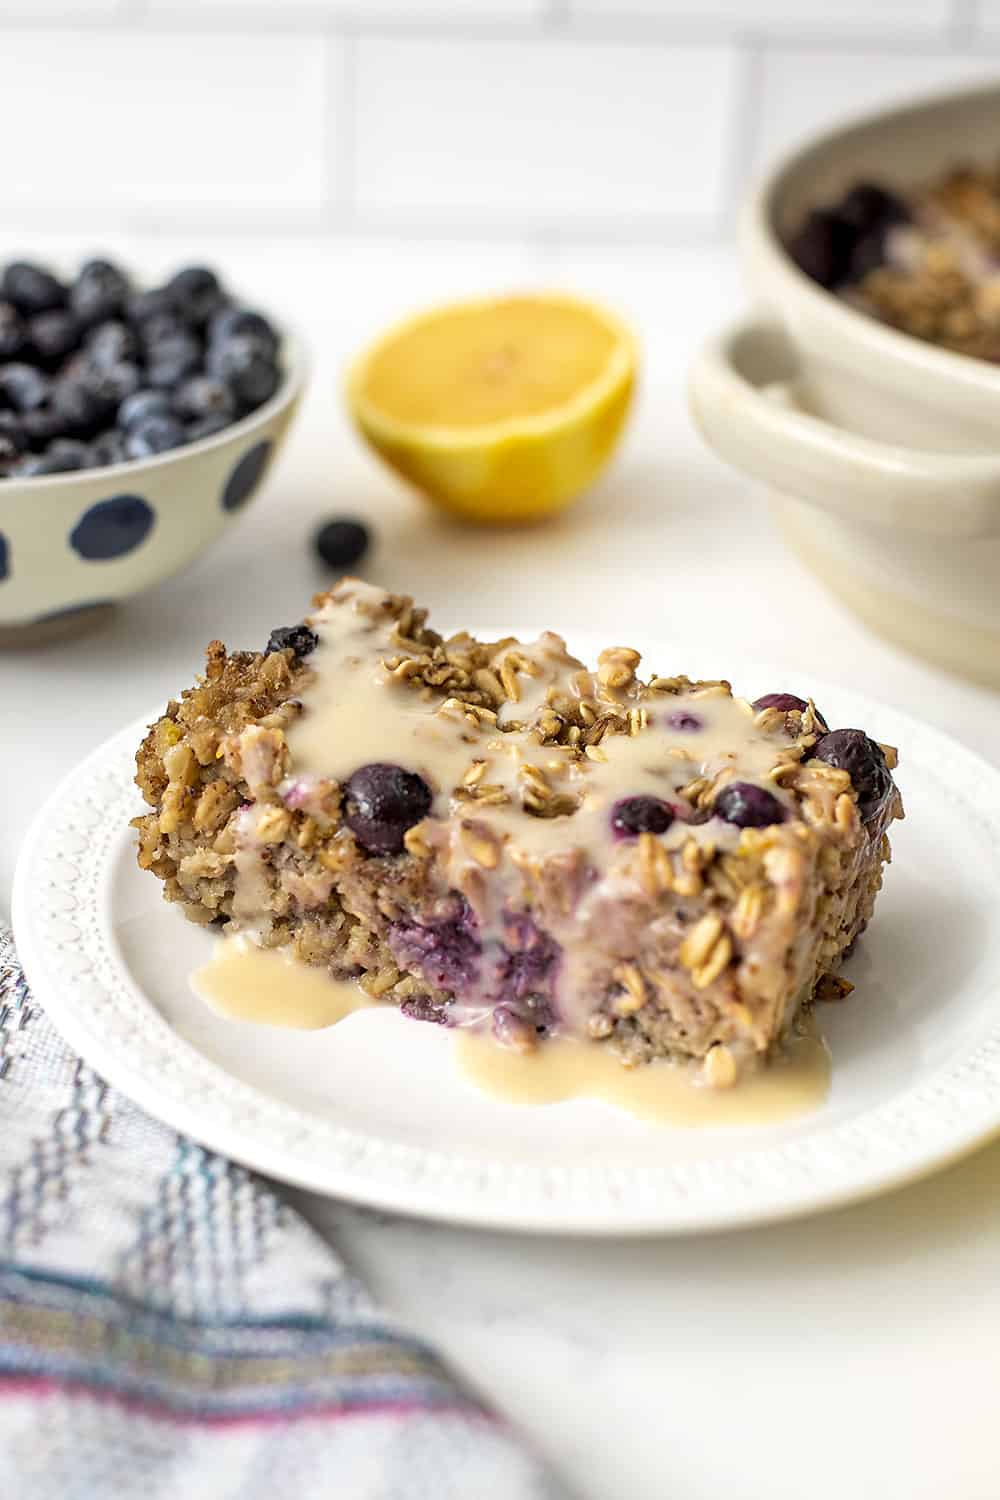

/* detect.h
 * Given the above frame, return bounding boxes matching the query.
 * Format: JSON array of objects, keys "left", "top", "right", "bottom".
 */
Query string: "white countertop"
[{"left": 4, "top": 239, "right": 1000, "bottom": 1499}]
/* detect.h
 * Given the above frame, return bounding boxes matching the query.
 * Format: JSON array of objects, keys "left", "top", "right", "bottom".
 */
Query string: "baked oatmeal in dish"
[
  {"left": 789, "top": 166, "right": 1000, "bottom": 362},
  {"left": 133, "top": 580, "right": 902, "bottom": 1086}
]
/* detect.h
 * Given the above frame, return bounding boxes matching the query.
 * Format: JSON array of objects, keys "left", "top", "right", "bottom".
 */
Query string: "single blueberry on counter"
[
  {"left": 344, "top": 763, "right": 433, "bottom": 855},
  {"left": 812, "top": 728, "right": 892, "bottom": 823},
  {"left": 611, "top": 795, "right": 674, "bottom": 839},
  {"left": 314, "top": 518, "right": 371, "bottom": 572},
  {"left": 265, "top": 623, "right": 319, "bottom": 659},
  {"left": 714, "top": 782, "right": 786, "bottom": 829}
]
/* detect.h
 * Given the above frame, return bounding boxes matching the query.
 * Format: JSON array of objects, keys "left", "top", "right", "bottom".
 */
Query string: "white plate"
[{"left": 12, "top": 633, "right": 1000, "bottom": 1236}]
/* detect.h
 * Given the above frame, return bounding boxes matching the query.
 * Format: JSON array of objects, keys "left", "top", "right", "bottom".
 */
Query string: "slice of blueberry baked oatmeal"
[{"left": 133, "top": 579, "right": 902, "bottom": 1085}]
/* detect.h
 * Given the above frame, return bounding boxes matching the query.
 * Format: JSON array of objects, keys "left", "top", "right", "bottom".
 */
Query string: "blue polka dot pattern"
[
  {"left": 222, "top": 439, "right": 272, "bottom": 513},
  {"left": 0, "top": 533, "right": 8, "bottom": 582},
  {"left": 70, "top": 495, "right": 154, "bottom": 561}
]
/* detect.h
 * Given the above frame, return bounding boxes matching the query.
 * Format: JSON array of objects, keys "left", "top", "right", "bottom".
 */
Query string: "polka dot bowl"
[{"left": 0, "top": 333, "right": 306, "bottom": 642}]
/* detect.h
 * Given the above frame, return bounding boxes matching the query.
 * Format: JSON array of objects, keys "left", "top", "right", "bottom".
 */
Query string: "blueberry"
[
  {"left": 492, "top": 913, "right": 560, "bottom": 1020},
  {"left": 70, "top": 259, "right": 129, "bottom": 326},
  {"left": 208, "top": 334, "right": 279, "bottom": 409},
  {"left": 714, "top": 782, "right": 787, "bottom": 828},
  {"left": 186, "top": 412, "right": 231, "bottom": 443},
  {"left": 0, "top": 410, "right": 26, "bottom": 454},
  {"left": 343, "top": 763, "right": 433, "bottom": 855},
  {"left": 753, "top": 694, "right": 813, "bottom": 719},
  {"left": 167, "top": 265, "right": 226, "bottom": 326},
  {"left": 389, "top": 900, "right": 481, "bottom": 993},
  {"left": 812, "top": 728, "right": 892, "bottom": 823},
  {"left": 139, "top": 313, "right": 188, "bottom": 351},
  {"left": 123, "top": 413, "right": 186, "bottom": 459},
  {"left": 48, "top": 437, "right": 92, "bottom": 469},
  {"left": 264, "top": 623, "right": 318, "bottom": 658},
  {"left": 0, "top": 363, "right": 51, "bottom": 413},
  {"left": 26, "top": 309, "right": 81, "bottom": 368},
  {"left": 98, "top": 361, "right": 142, "bottom": 405},
  {"left": 838, "top": 183, "right": 908, "bottom": 236},
  {"left": 17, "top": 439, "right": 88, "bottom": 476},
  {"left": 20, "top": 406, "right": 64, "bottom": 448},
  {"left": 119, "top": 388, "right": 171, "bottom": 430},
  {"left": 209, "top": 305, "right": 279, "bottom": 355},
  {"left": 788, "top": 210, "right": 856, "bottom": 289},
  {"left": 0, "top": 302, "right": 25, "bottom": 361},
  {"left": 666, "top": 710, "right": 702, "bottom": 731},
  {"left": 314, "top": 518, "right": 370, "bottom": 571},
  {"left": 171, "top": 375, "right": 235, "bottom": 423},
  {"left": 146, "top": 332, "right": 202, "bottom": 390},
  {"left": 85, "top": 319, "right": 139, "bottom": 367},
  {"left": 610, "top": 795, "right": 674, "bottom": 839},
  {"left": 1, "top": 261, "right": 65, "bottom": 315},
  {"left": 126, "top": 287, "right": 176, "bottom": 326},
  {"left": 91, "top": 428, "right": 128, "bottom": 468},
  {"left": 52, "top": 371, "right": 121, "bottom": 437}
]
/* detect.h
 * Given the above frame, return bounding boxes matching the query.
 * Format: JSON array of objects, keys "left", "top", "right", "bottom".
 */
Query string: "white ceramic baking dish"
[{"left": 689, "top": 82, "right": 1000, "bottom": 688}]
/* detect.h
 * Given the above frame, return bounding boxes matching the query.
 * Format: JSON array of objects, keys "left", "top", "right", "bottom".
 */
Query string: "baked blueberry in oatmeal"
[
  {"left": 132, "top": 581, "right": 903, "bottom": 1086},
  {"left": 789, "top": 163, "right": 1000, "bottom": 362}
]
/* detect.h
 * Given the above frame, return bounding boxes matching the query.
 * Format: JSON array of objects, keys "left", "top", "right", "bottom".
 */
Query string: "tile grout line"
[
  {"left": 720, "top": 35, "right": 766, "bottom": 233},
  {"left": 950, "top": 0, "right": 982, "bottom": 41},
  {"left": 0, "top": 11, "right": 984, "bottom": 49},
  {"left": 328, "top": 30, "right": 357, "bottom": 231}
]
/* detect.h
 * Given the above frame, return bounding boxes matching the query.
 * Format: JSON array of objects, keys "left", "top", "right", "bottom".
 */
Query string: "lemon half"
[{"left": 345, "top": 293, "right": 637, "bottom": 524}]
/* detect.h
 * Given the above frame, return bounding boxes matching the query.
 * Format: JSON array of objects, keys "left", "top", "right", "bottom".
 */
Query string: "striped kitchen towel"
[{"left": 0, "top": 927, "right": 569, "bottom": 1500}]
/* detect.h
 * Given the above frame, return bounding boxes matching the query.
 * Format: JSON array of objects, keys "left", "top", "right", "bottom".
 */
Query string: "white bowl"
[
  {"left": 0, "top": 332, "right": 306, "bottom": 642},
  {"left": 688, "top": 82, "right": 1000, "bottom": 688}
]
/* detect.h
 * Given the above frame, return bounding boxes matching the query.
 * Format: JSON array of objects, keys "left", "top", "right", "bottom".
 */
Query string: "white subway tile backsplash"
[
  {"left": 0, "top": 31, "right": 331, "bottom": 219},
  {"left": 570, "top": 0, "right": 951, "bottom": 36},
  {"left": 753, "top": 49, "right": 999, "bottom": 174},
  {"left": 354, "top": 38, "right": 738, "bottom": 229},
  {"left": 971, "top": 1, "right": 1000, "bottom": 29},
  {"left": 144, "top": 0, "right": 543, "bottom": 18},
  {"left": 0, "top": 1, "right": 122, "bottom": 12}
]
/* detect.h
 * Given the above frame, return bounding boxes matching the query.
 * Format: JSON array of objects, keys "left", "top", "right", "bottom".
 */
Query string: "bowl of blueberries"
[{"left": 0, "top": 255, "right": 305, "bottom": 641}]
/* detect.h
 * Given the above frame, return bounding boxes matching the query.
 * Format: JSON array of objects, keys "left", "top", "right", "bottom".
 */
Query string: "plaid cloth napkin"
[{"left": 0, "top": 926, "right": 569, "bottom": 1499}]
